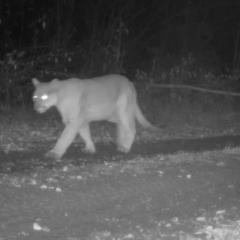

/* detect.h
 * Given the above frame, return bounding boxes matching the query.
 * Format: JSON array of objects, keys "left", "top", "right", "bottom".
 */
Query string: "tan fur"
[{"left": 32, "top": 74, "right": 157, "bottom": 159}]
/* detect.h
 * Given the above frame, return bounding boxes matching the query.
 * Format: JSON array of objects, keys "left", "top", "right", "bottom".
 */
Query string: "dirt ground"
[
  {"left": 1, "top": 106, "right": 240, "bottom": 240},
  {"left": 1, "top": 138, "right": 240, "bottom": 240}
]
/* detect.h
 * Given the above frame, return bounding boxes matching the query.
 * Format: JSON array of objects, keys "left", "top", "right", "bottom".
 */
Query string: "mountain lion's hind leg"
[
  {"left": 116, "top": 94, "right": 136, "bottom": 153},
  {"left": 116, "top": 116, "right": 136, "bottom": 153}
]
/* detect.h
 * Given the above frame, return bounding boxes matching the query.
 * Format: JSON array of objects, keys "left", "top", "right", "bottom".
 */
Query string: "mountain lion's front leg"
[
  {"left": 78, "top": 123, "right": 96, "bottom": 153},
  {"left": 46, "top": 122, "right": 79, "bottom": 159}
]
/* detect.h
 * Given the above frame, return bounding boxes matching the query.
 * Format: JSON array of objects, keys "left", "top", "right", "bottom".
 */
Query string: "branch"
[{"left": 149, "top": 83, "right": 240, "bottom": 97}]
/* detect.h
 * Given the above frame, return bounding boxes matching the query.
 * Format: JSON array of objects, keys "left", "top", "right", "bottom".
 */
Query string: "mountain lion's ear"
[{"left": 32, "top": 78, "right": 40, "bottom": 87}]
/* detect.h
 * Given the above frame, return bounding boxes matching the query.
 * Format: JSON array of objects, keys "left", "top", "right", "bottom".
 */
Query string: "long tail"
[
  {"left": 129, "top": 81, "right": 158, "bottom": 131},
  {"left": 135, "top": 102, "right": 158, "bottom": 131}
]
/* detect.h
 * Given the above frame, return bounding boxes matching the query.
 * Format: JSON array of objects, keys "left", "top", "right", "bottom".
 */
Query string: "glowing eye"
[
  {"left": 33, "top": 95, "right": 38, "bottom": 99},
  {"left": 41, "top": 94, "right": 49, "bottom": 100}
]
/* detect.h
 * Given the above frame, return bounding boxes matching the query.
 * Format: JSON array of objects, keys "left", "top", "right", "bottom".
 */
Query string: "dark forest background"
[{"left": 1, "top": 0, "right": 240, "bottom": 106}]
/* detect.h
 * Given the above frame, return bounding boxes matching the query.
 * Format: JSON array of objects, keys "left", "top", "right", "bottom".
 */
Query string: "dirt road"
[{"left": 0, "top": 140, "right": 240, "bottom": 240}]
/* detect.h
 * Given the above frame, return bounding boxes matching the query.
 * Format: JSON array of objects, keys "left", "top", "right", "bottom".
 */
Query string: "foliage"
[
  {"left": 134, "top": 53, "right": 240, "bottom": 114},
  {"left": 1, "top": 0, "right": 240, "bottom": 106}
]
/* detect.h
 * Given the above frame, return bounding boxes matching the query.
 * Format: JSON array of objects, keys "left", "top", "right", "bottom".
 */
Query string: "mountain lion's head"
[{"left": 32, "top": 78, "right": 59, "bottom": 113}]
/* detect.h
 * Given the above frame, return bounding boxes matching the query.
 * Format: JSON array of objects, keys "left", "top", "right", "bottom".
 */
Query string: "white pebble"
[
  {"left": 40, "top": 184, "right": 48, "bottom": 190},
  {"left": 62, "top": 166, "right": 69, "bottom": 172},
  {"left": 33, "top": 222, "right": 50, "bottom": 232},
  {"left": 56, "top": 187, "right": 62, "bottom": 192},
  {"left": 33, "top": 222, "right": 42, "bottom": 231}
]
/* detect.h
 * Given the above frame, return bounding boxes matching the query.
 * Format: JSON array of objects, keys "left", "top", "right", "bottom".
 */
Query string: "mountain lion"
[{"left": 32, "top": 74, "right": 157, "bottom": 159}]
